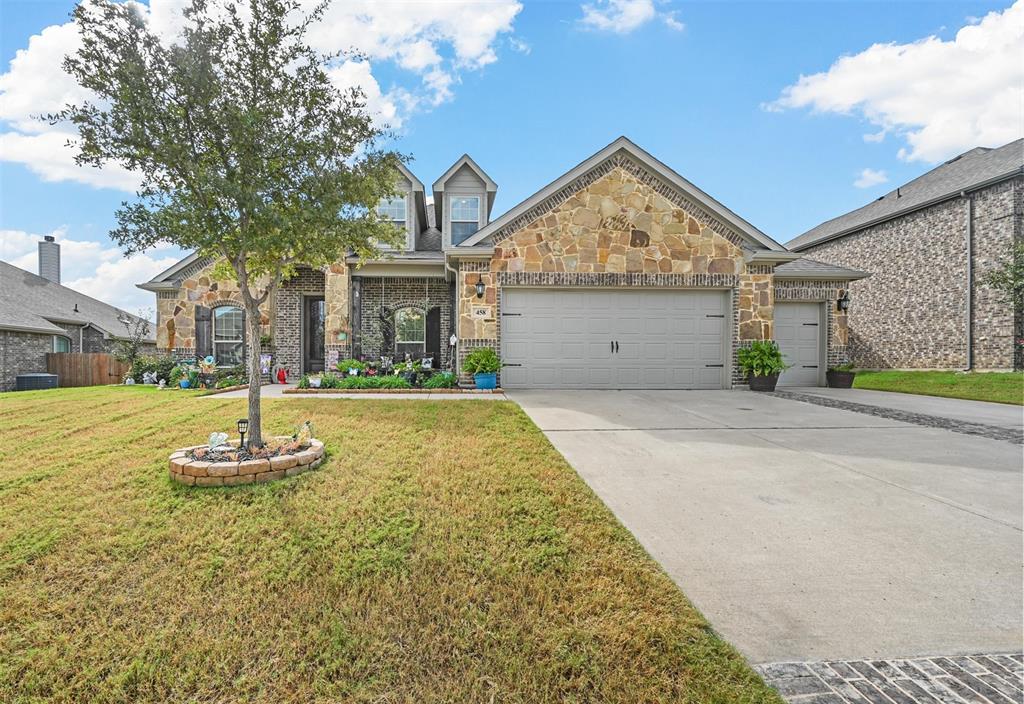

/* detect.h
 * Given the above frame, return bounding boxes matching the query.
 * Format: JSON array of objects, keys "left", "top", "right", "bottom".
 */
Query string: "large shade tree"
[{"left": 52, "top": 0, "right": 405, "bottom": 446}]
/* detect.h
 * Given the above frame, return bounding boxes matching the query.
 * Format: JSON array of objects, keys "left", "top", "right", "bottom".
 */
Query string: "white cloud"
[
  {"left": 1, "top": 227, "right": 182, "bottom": 312},
  {"left": 769, "top": 1, "right": 1024, "bottom": 163},
  {"left": 853, "top": 168, "right": 888, "bottom": 189},
  {"left": 0, "top": 0, "right": 523, "bottom": 190},
  {"left": 579, "top": 0, "right": 682, "bottom": 34}
]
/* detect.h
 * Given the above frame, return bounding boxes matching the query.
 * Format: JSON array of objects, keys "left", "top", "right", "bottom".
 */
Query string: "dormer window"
[
  {"left": 450, "top": 196, "right": 480, "bottom": 245},
  {"left": 378, "top": 196, "right": 407, "bottom": 231}
]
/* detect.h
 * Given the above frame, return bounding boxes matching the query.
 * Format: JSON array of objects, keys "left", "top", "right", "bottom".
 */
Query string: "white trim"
[
  {"left": 431, "top": 154, "right": 497, "bottom": 192},
  {"left": 457, "top": 136, "right": 785, "bottom": 252}
]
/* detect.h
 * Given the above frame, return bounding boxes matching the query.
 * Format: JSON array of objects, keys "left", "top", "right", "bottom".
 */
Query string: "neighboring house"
[
  {"left": 789, "top": 139, "right": 1023, "bottom": 371},
  {"left": 140, "top": 137, "right": 867, "bottom": 389},
  {"left": 0, "top": 237, "right": 156, "bottom": 391}
]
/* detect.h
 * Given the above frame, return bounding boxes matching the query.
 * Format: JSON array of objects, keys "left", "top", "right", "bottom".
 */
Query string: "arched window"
[
  {"left": 213, "top": 307, "right": 244, "bottom": 366},
  {"left": 52, "top": 335, "right": 71, "bottom": 353},
  {"left": 393, "top": 307, "right": 425, "bottom": 358}
]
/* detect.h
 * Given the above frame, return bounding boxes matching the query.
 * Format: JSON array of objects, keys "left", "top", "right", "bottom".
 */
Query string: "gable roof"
[
  {"left": 139, "top": 251, "right": 211, "bottom": 291},
  {"left": 789, "top": 139, "right": 1024, "bottom": 251},
  {"left": 432, "top": 154, "right": 498, "bottom": 223},
  {"left": 0, "top": 259, "right": 155, "bottom": 340},
  {"left": 773, "top": 256, "right": 870, "bottom": 280},
  {"left": 456, "top": 136, "right": 786, "bottom": 252}
]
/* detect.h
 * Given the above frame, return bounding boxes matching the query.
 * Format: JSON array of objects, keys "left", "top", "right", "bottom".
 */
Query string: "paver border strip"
[
  {"left": 168, "top": 437, "right": 325, "bottom": 486},
  {"left": 772, "top": 390, "right": 1023, "bottom": 445}
]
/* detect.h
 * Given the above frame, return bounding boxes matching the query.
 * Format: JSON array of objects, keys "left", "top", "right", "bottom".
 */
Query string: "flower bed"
[
  {"left": 283, "top": 387, "right": 503, "bottom": 395},
  {"left": 168, "top": 436, "right": 324, "bottom": 486}
]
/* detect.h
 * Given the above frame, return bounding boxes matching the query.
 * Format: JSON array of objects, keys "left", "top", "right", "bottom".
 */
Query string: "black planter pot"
[
  {"left": 826, "top": 370, "right": 856, "bottom": 388},
  {"left": 748, "top": 373, "right": 780, "bottom": 392}
]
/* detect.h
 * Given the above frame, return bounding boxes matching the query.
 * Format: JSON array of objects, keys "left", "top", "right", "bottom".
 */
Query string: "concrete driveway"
[{"left": 509, "top": 389, "right": 1023, "bottom": 665}]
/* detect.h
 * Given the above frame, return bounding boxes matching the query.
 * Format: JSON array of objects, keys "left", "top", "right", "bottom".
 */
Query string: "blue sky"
[{"left": 1, "top": 0, "right": 1021, "bottom": 312}]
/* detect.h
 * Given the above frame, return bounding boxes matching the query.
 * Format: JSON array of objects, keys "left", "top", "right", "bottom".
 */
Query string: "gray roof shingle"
[
  {"left": 0, "top": 260, "right": 155, "bottom": 340},
  {"left": 788, "top": 139, "right": 1024, "bottom": 251}
]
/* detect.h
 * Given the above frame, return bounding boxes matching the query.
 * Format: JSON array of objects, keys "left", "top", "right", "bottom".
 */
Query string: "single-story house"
[
  {"left": 139, "top": 137, "right": 868, "bottom": 389},
  {"left": 1, "top": 237, "right": 156, "bottom": 391},
  {"left": 789, "top": 139, "right": 1023, "bottom": 371}
]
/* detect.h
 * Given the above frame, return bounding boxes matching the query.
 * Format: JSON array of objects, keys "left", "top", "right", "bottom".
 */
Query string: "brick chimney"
[{"left": 38, "top": 235, "right": 60, "bottom": 284}]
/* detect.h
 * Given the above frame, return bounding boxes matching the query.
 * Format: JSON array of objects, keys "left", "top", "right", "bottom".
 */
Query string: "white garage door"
[
  {"left": 500, "top": 288, "right": 728, "bottom": 389},
  {"left": 775, "top": 302, "right": 822, "bottom": 387}
]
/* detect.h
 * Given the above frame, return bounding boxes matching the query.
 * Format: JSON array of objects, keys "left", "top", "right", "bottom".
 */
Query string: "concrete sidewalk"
[{"left": 791, "top": 386, "right": 1022, "bottom": 431}]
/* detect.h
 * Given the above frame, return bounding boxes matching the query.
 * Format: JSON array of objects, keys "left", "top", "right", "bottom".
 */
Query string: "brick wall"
[
  {"left": 0, "top": 330, "right": 53, "bottom": 391},
  {"left": 274, "top": 267, "right": 325, "bottom": 379},
  {"left": 800, "top": 176, "right": 1022, "bottom": 370},
  {"left": 355, "top": 276, "right": 454, "bottom": 369}
]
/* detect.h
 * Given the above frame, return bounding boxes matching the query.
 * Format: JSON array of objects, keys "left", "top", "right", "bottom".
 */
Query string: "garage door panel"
[
  {"left": 500, "top": 289, "right": 728, "bottom": 389},
  {"left": 776, "top": 303, "right": 822, "bottom": 387}
]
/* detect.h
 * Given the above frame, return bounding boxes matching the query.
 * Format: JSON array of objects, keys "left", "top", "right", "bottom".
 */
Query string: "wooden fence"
[{"left": 46, "top": 353, "right": 131, "bottom": 387}]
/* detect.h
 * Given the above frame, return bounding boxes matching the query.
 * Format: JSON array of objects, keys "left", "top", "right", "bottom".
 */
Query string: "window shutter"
[
  {"left": 195, "top": 305, "right": 212, "bottom": 358},
  {"left": 426, "top": 307, "right": 441, "bottom": 363}
]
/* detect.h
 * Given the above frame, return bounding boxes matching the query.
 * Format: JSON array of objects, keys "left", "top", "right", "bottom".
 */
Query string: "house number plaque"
[{"left": 471, "top": 306, "right": 489, "bottom": 319}]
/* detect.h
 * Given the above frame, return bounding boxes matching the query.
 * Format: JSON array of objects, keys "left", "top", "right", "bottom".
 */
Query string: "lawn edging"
[
  {"left": 283, "top": 387, "right": 504, "bottom": 395},
  {"left": 169, "top": 437, "right": 325, "bottom": 486}
]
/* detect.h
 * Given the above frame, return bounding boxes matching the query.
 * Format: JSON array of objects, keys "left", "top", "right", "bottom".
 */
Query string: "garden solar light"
[
  {"left": 837, "top": 290, "right": 851, "bottom": 312},
  {"left": 237, "top": 418, "right": 249, "bottom": 448},
  {"left": 475, "top": 280, "right": 486, "bottom": 298}
]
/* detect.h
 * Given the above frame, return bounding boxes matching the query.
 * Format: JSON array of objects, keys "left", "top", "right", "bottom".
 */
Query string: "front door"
[{"left": 304, "top": 296, "right": 325, "bottom": 373}]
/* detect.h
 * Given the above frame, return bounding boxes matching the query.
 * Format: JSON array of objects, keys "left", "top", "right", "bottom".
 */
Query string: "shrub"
[
  {"left": 130, "top": 355, "right": 176, "bottom": 383},
  {"left": 299, "top": 375, "right": 412, "bottom": 390},
  {"left": 463, "top": 348, "right": 500, "bottom": 375},
  {"left": 216, "top": 376, "right": 242, "bottom": 389},
  {"left": 737, "top": 340, "right": 787, "bottom": 377},
  {"left": 336, "top": 358, "right": 366, "bottom": 374},
  {"left": 423, "top": 372, "right": 457, "bottom": 389}
]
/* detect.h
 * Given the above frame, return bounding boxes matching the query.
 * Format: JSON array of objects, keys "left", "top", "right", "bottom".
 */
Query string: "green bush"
[
  {"left": 336, "top": 358, "right": 366, "bottom": 374},
  {"left": 737, "top": 340, "right": 787, "bottom": 377},
  {"left": 298, "top": 374, "right": 412, "bottom": 390},
  {"left": 130, "top": 355, "right": 177, "bottom": 383},
  {"left": 463, "top": 348, "right": 500, "bottom": 374},
  {"left": 423, "top": 372, "right": 457, "bottom": 389},
  {"left": 216, "top": 376, "right": 242, "bottom": 389}
]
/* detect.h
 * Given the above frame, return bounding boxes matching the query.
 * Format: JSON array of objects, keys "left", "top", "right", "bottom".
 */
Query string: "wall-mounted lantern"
[
  {"left": 837, "top": 290, "right": 851, "bottom": 312},
  {"left": 475, "top": 280, "right": 486, "bottom": 298}
]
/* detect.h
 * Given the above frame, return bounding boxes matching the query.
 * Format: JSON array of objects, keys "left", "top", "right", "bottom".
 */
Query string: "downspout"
[
  {"left": 961, "top": 190, "right": 973, "bottom": 371},
  {"left": 444, "top": 253, "right": 459, "bottom": 377}
]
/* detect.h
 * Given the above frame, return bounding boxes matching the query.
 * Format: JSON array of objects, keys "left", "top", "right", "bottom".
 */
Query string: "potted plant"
[
  {"left": 394, "top": 359, "right": 420, "bottom": 386},
  {"left": 737, "top": 340, "right": 788, "bottom": 392},
  {"left": 463, "top": 347, "right": 500, "bottom": 390},
  {"left": 826, "top": 363, "right": 856, "bottom": 388},
  {"left": 308, "top": 374, "right": 323, "bottom": 388}
]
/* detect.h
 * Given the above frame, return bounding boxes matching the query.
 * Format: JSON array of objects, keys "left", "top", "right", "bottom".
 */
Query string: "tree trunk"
[{"left": 244, "top": 300, "right": 263, "bottom": 448}]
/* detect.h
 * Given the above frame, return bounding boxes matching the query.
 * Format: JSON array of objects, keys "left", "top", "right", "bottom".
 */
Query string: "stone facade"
[
  {"left": 155, "top": 264, "right": 273, "bottom": 358},
  {"left": 798, "top": 176, "right": 1022, "bottom": 370},
  {"left": 456, "top": 166, "right": 786, "bottom": 385},
  {"left": 354, "top": 276, "right": 454, "bottom": 369}
]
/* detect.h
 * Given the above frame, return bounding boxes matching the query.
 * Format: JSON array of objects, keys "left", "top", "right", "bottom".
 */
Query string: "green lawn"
[
  {"left": 854, "top": 370, "right": 1024, "bottom": 405},
  {"left": 0, "top": 386, "right": 780, "bottom": 703}
]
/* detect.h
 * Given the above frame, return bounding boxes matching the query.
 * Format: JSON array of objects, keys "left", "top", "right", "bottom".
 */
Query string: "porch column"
[{"left": 324, "top": 262, "right": 351, "bottom": 368}]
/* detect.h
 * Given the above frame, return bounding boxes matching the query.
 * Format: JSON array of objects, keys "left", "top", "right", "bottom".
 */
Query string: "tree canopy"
[{"left": 52, "top": 0, "right": 407, "bottom": 444}]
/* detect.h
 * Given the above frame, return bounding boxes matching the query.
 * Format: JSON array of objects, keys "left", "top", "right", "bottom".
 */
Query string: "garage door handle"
[
  {"left": 802, "top": 323, "right": 818, "bottom": 326},
  {"left": 802, "top": 365, "right": 818, "bottom": 368},
  {"left": 611, "top": 341, "right": 614, "bottom": 354},
  {"left": 614, "top": 341, "right": 619, "bottom": 353},
  {"left": 706, "top": 314, "right": 725, "bottom": 318},
  {"left": 705, "top": 364, "right": 724, "bottom": 368}
]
